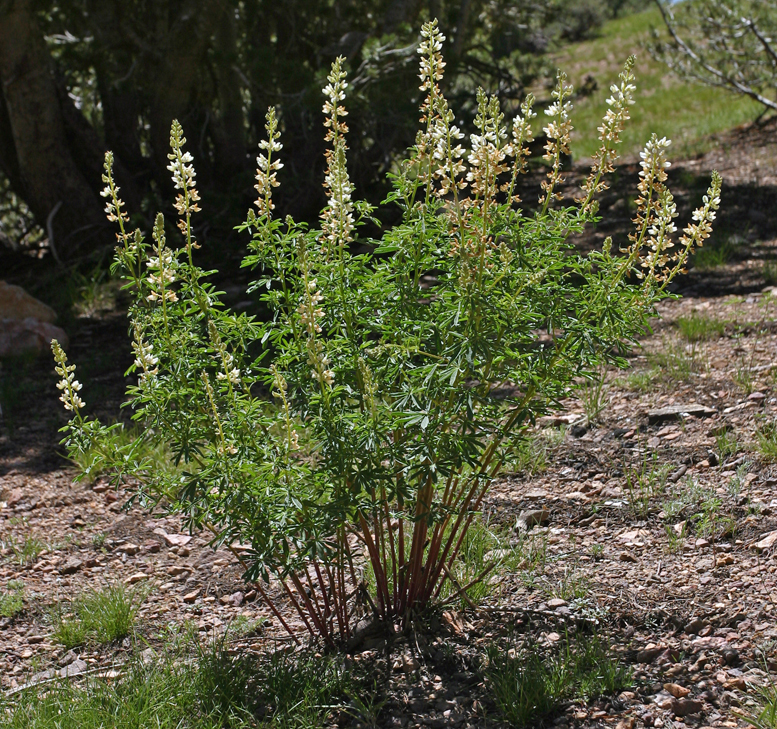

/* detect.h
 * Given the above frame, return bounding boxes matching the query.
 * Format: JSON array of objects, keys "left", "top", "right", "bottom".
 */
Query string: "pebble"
[
  {"left": 58, "top": 558, "right": 83, "bottom": 575},
  {"left": 664, "top": 683, "right": 690, "bottom": 698}
]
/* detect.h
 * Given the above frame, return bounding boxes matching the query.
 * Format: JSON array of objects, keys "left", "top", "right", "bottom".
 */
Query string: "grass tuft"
[
  {"left": 52, "top": 584, "right": 148, "bottom": 648},
  {"left": 1, "top": 639, "right": 358, "bottom": 729},
  {"left": 677, "top": 314, "right": 725, "bottom": 342},
  {"left": 486, "top": 633, "right": 631, "bottom": 727},
  {"left": 0, "top": 580, "right": 24, "bottom": 618},
  {"left": 624, "top": 455, "right": 670, "bottom": 518},
  {"left": 756, "top": 422, "right": 777, "bottom": 462}
]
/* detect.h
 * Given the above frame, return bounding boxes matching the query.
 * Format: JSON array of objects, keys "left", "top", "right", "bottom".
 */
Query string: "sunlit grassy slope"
[{"left": 551, "top": 7, "right": 761, "bottom": 163}]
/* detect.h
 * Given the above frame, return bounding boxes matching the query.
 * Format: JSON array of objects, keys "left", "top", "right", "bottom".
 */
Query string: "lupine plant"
[{"left": 52, "top": 21, "right": 721, "bottom": 646}]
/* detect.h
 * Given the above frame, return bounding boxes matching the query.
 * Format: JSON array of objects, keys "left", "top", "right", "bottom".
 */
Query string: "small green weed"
[
  {"left": 717, "top": 430, "right": 738, "bottom": 460},
  {"left": 544, "top": 564, "right": 590, "bottom": 602},
  {"left": 441, "top": 520, "right": 527, "bottom": 608},
  {"left": 727, "top": 463, "right": 750, "bottom": 497},
  {"left": 486, "top": 634, "right": 631, "bottom": 727},
  {"left": 575, "top": 370, "right": 610, "bottom": 424},
  {"left": 756, "top": 422, "right": 777, "bottom": 462},
  {"left": 664, "top": 523, "right": 686, "bottom": 554},
  {"left": 624, "top": 455, "right": 670, "bottom": 518},
  {"left": 506, "top": 428, "right": 564, "bottom": 475},
  {"left": 647, "top": 342, "right": 703, "bottom": 384},
  {"left": 0, "top": 580, "right": 24, "bottom": 618},
  {"left": 7, "top": 535, "right": 46, "bottom": 566},
  {"left": 590, "top": 544, "right": 603, "bottom": 560},
  {"left": 662, "top": 477, "right": 735, "bottom": 544},
  {"left": 741, "top": 679, "right": 777, "bottom": 729},
  {"left": 52, "top": 584, "right": 148, "bottom": 648},
  {"left": 677, "top": 314, "right": 725, "bottom": 342}
]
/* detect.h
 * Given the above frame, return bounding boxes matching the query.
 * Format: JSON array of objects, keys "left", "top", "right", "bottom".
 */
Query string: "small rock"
[
  {"left": 0, "top": 281, "right": 57, "bottom": 322},
  {"left": 230, "top": 591, "right": 244, "bottom": 607},
  {"left": 153, "top": 529, "right": 192, "bottom": 548},
  {"left": 118, "top": 543, "right": 140, "bottom": 556},
  {"left": 183, "top": 590, "right": 200, "bottom": 604},
  {"left": 748, "top": 391, "right": 765, "bottom": 402},
  {"left": 724, "top": 676, "right": 746, "bottom": 691},
  {"left": 684, "top": 619, "right": 705, "bottom": 635},
  {"left": 547, "top": 598, "right": 568, "bottom": 608},
  {"left": 546, "top": 632, "right": 561, "bottom": 642},
  {"left": 716, "top": 554, "right": 734, "bottom": 567},
  {"left": 670, "top": 698, "right": 703, "bottom": 717},
  {"left": 664, "top": 683, "right": 691, "bottom": 699},
  {"left": 754, "top": 530, "right": 777, "bottom": 551},
  {"left": 636, "top": 646, "right": 663, "bottom": 664},
  {"left": 619, "top": 551, "right": 637, "bottom": 563},
  {"left": 142, "top": 540, "right": 161, "bottom": 553},
  {"left": 615, "top": 719, "right": 635, "bottom": 729},
  {"left": 0, "top": 317, "right": 69, "bottom": 357},
  {"left": 647, "top": 404, "right": 716, "bottom": 425},
  {"left": 60, "top": 658, "right": 88, "bottom": 677},
  {"left": 167, "top": 565, "right": 190, "bottom": 577},
  {"left": 668, "top": 465, "right": 688, "bottom": 483},
  {"left": 125, "top": 573, "right": 149, "bottom": 584},
  {"left": 59, "top": 558, "right": 83, "bottom": 575},
  {"left": 402, "top": 655, "right": 420, "bottom": 673},
  {"left": 516, "top": 508, "right": 550, "bottom": 530}
]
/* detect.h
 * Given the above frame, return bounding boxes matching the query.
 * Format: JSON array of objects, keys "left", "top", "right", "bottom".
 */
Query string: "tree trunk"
[
  {"left": 212, "top": 4, "right": 247, "bottom": 178},
  {"left": 0, "top": 0, "right": 108, "bottom": 259},
  {"left": 148, "top": 0, "right": 223, "bottom": 187}
]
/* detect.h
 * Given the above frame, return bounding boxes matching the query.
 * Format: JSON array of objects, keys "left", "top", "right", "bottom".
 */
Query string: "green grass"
[
  {"left": 624, "top": 454, "right": 671, "bottom": 517},
  {"left": 717, "top": 430, "right": 739, "bottom": 460},
  {"left": 621, "top": 367, "right": 658, "bottom": 392},
  {"left": 756, "top": 422, "right": 777, "bottom": 462},
  {"left": 575, "top": 370, "right": 610, "bottom": 424},
  {"left": 677, "top": 314, "right": 725, "bottom": 343},
  {"left": 2, "top": 535, "right": 46, "bottom": 566},
  {"left": 0, "top": 639, "right": 358, "bottom": 729},
  {"left": 552, "top": 7, "right": 761, "bottom": 162},
  {"left": 646, "top": 341, "right": 704, "bottom": 384},
  {"left": 0, "top": 580, "right": 24, "bottom": 618},
  {"left": 486, "top": 633, "right": 631, "bottom": 727},
  {"left": 71, "top": 423, "right": 184, "bottom": 484},
  {"left": 506, "top": 427, "right": 565, "bottom": 475},
  {"left": 742, "top": 680, "right": 777, "bottom": 729},
  {"left": 52, "top": 584, "right": 148, "bottom": 648},
  {"left": 436, "top": 519, "right": 531, "bottom": 609}
]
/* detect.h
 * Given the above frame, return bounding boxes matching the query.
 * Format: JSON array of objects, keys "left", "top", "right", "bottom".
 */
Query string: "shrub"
[
  {"left": 651, "top": 0, "right": 777, "bottom": 114},
  {"left": 52, "top": 23, "right": 721, "bottom": 646}
]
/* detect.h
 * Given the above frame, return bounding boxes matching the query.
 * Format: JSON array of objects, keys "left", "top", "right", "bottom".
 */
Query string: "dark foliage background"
[{"left": 0, "top": 0, "right": 639, "bottom": 265}]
